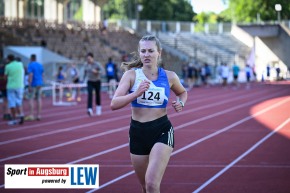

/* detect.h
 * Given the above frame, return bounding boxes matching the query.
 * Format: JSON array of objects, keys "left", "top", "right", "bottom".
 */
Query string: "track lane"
[
  {"left": 1, "top": 82, "right": 288, "bottom": 191},
  {"left": 85, "top": 90, "right": 290, "bottom": 192},
  {"left": 1, "top": 87, "right": 282, "bottom": 161}
]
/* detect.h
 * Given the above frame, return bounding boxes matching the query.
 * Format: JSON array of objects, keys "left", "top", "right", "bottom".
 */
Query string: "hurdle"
[
  {"left": 51, "top": 82, "right": 82, "bottom": 106},
  {"left": 49, "top": 81, "right": 118, "bottom": 106}
]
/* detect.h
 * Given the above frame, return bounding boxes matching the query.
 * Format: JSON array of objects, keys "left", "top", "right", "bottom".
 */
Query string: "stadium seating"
[
  {"left": 158, "top": 32, "right": 250, "bottom": 67},
  {"left": 0, "top": 17, "right": 184, "bottom": 76}
]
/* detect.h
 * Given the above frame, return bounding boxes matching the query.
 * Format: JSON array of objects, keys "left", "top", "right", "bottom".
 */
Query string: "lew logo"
[
  {"left": 5, "top": 164, "right": 99, "bottom": 189},
  {"left": 71, "top": 167, "right": 98, "bottom": 186}
]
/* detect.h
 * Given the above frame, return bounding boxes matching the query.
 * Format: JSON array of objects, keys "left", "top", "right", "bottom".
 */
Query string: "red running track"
[{"left": 0, "top": 82, "right": 290, "bottom": 193}]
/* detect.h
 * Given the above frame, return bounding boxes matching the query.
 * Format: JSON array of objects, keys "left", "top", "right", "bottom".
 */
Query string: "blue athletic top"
[
  {"left": 28, "top": 61, "right": 44, "bottom": 87},
  {"left": 106, "top": 62, "right": 115, "bottom": 77},
  {"left": 130, "top": 68, "right": 170, "bottom": 108},
  {"left": 57, "top": 71, "right": 65, "bottom": 82}
]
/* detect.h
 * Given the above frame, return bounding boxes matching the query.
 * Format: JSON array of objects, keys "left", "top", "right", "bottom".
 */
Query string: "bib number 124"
[{"left": 141, "top": 91, "right": 160, "bottom": 101}]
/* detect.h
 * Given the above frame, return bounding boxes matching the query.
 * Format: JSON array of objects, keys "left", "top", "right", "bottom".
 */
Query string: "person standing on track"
[
  {"left": 83, "top": 52, "right": 104, "bottom": 116},
  {"left": 232, "top": 62, "right": 240, "bottom": 88},
  {"left": 0, "top": 59, "right": 11, "bottom": 120},
  {"left": 110, "top": 35, "right": 187, "bottom": 193},
  {"left": 4, "top": 54, "right": 25, "bottom": 125},
  {"left": 105, "top": 57, "right": 118, "bottom": 99},
  {"left": 25, "top": 54, "right": 44, "bottom": 121},
  {"left": 67, "top": 63, "right": 81, "bottom": 102}
]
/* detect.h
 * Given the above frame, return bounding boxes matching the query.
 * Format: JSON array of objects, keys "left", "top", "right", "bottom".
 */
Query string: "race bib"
[{"left": 137, "top": 87, "right": 165, "bottom": 106}]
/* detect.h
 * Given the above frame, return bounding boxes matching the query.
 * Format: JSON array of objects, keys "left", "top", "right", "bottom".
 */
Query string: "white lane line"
[
  {"left": 0, "top": 87, "right": 273, "bottom": 145},
  {"left": 0, "top": 126, "right": 128, "bottom": 162},
  {"left": 0, "top": 90, "right": 286, "bottom": 164},
  {"left": 86, "top": 171, "right": 136, "bottom": 193},
  {"left": 0, "top": 86, "right": 267, "bottom": 134},
  {"left": 0, "top": 92, "right": 288, "bottom": 189},
  {"left": 85, "top": 97, "right": 290, "bottom": 192},
  {"left": 65, "top": 91, "right": 282, "bottom": 165},
  {"left": 91, "top": 164, "right": 290, "bottom": 169},
  {"left": 192, "top": 117, "right": 290, "bottom": 193},
  {"left": 0, "top": 115, "right": 130, "bottom": 145},
  {"left": 0, "top": 89, "right": 281, "bottom": 163},
  {"left": 0, "top": 87, "right": 229, "bottom": 129},
  {"left": 0, "top": 87, "right": 278, "bottom": 187},
  {"left": 168, "top": 164, "right": 290, "bottom": 169},
  {"left": 0, "top": 107, "right": 130, "bottom": 134},
  {"left": 0, "top": 90, "right": 224, "bottom": 127},
  {"left": 0, "top": 144, "right": 130, "bottom": 189},
  {"left": 67, "top": 144, "right": 128, "bottom": 164}
]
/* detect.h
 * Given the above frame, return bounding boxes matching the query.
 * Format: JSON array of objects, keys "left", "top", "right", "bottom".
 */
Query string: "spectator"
[
  {"left": 83, "top": 52, "right": 104, "bottom": 116},
  {"left": 4, "top": 54, "right": 25, "bottom": 125},
  {"left": 0, "top": 59, "right": 11, "bottom": 120},
  {"left": 245, "top": 64, "right": 253, "bottom": 89},
  {"left": 105, "top": 57, "right": 118, "bottom": 99},
  {"left": 201, "top": 63, "right": 211, "bottom": 86},
  {"left": 181, "top": 62, "right": 188, "bottom": 85},
  {"left": 232, "top": 62, "right": 240, "bottom": 88},
  {"left": 25, "top": 54, "right": 44, "bottom": 121},
  {"left": 40, "top": 39, "right": 47, "bottom": 47},
  {"left": 56, "top": 66, "right": 66, "bottom": 83},
  {"left": 99, "top": 18, "right": 108, "bottom": 35},
  {"left": 220, "top": 62, "right": 230, "bottom": 88},
  {"left": 187, "top": 62, "right": 195, "bottom": 89},
  {"left": 276, "top": 66, "right": 281, "bottom": 81},
  {"left": 245, "top": 64, "right": 252, "bottom": 82},
  {"left": 23, "top": 66, "right": 30, "bottom": 99},
  {"left": 67, "top": 63, "right": 81, "bottom": 102},
  {"left": 266, "top": 64, "right": 271, "bottom": 81}
]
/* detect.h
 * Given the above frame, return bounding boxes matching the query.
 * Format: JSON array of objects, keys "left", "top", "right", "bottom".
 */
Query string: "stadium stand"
[
  {"left": 1, "top": 15, "right": 289, "bottom": 82},
  {"left": 158, "top": 32, "right": 251, "bottom": 67},
  {"left": 0, "top": 17, "right": 184, "bottom": 77}
]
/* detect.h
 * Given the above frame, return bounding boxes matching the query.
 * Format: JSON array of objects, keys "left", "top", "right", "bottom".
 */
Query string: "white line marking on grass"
[{"left": 192, "top": 117, "right": 290, "bottom": 193}]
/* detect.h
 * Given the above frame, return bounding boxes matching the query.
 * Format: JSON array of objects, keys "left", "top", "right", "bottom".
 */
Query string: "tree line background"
[{"left": 102, "top": 0, "right": 290, "bottom": 24}]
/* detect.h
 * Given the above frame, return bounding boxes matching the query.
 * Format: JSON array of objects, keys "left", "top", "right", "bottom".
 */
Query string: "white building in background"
[{"left": 1, "top": 0, "right": 107, "bottom": 25}]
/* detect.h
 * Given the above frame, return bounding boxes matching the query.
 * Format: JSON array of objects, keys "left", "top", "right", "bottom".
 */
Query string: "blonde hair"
[{"left": 121, "top": 35, "right": 162, "bottom": 71}]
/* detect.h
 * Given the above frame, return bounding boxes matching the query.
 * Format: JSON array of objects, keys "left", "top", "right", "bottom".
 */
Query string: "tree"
[
  {"left": 102, "top": 0, "right": 195, "bottom": 21},
  {"left": 102, "top": 0, "right": 128, "bottom": 20},
  {"left": 171, "top": 0, "right": 195, "bottom": 21},
  {"left": 224, "top": 0, "right": 290, "bottom": 22},
  {"left": 140, "top": 0, "right": 173, "bottom": 20}
]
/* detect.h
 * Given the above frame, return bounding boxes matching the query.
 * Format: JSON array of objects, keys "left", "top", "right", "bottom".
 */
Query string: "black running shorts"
[{"left": 129, "top": 115, "right": 174, "bottom": 155}]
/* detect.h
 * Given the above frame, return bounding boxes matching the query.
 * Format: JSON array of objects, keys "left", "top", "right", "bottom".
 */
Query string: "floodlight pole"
[
  {"left": 275, "top": 4, "right": 282, "bottom": 23},
  {"left": 135, "top": 3, "right": 143, "bottom": 32}
]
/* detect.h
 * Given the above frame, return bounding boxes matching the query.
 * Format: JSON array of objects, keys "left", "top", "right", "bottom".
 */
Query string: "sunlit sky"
[{"left": 191, "top": 0, "right": 228, "bottom": 13}]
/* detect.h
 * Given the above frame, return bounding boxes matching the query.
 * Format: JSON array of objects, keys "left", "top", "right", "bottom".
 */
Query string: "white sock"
[{"left": 96, "top": 106, "right": 102, "bottom": 115}]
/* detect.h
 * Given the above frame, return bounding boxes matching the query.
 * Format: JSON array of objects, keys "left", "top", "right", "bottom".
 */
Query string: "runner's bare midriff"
[{"left": 132, "top": 107, "right": 167, "bottom": 122}]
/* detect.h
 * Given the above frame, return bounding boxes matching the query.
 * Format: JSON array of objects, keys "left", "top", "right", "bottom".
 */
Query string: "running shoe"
[
  {"left": 19, "top": 116, "right": 24, "bottom": 124},
  {"left": 24, "top": 115, "right": 35, "bottom": 121},
  {"left": 7, "top": 120, "right": 18, "bottom": 125},
  {"left": 87, "top": 108, "right": 93, "bottom": 116}
]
